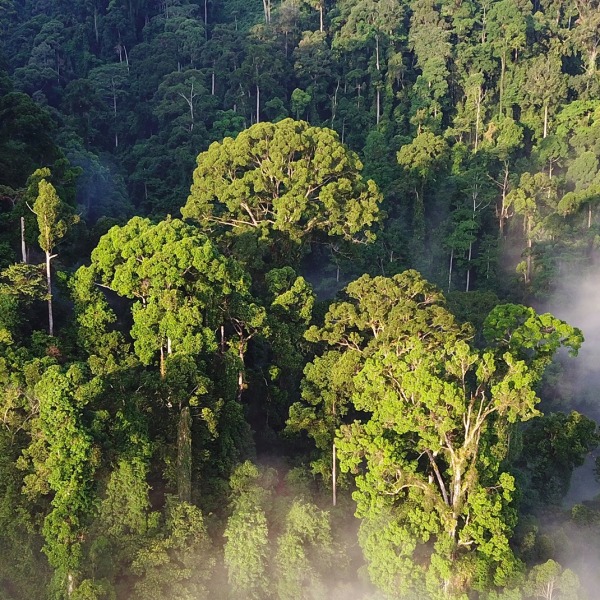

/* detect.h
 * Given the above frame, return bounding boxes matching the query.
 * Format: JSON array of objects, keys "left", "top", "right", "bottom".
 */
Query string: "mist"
[{"left": 536, "top": 264, "right": 600, "bottom": 597}]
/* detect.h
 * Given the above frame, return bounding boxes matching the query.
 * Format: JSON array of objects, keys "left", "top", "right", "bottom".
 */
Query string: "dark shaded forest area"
[{"left": 1, "top": 0, "right": 600, "bottom": 598}]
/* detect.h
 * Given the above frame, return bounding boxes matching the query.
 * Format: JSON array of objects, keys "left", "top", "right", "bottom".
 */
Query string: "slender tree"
[{"left": 31, "top": 178, "right": 77, "bottom": 336}]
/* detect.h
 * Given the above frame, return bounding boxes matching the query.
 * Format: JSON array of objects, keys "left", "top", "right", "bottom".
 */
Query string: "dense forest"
[{"left": 1, "top": 0, "right": 600, "bottom": 598}]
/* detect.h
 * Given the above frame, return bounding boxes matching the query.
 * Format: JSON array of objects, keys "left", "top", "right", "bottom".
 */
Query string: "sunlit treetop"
[{"left": 181, "top": 118, "right": 382, "bottom": 266}]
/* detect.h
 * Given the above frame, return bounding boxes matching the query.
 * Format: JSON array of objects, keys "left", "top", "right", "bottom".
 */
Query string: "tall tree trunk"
[
  {"left": 526, "top": 216, "right": 532, "bottom": 284},
  {"left": 112, "top": 80, "right": 118, "bottom": 148},
  {"left": 237, "top": 342, "right": 245, "bottom": 402},
  {"left": 332, "top": 397, "right": 337, "bottom": 506},
  {"left": 177, "top": 406, "right": 192, "bottom": 503},
  {"left": 67, "top": 572, "right": 75, "bottom": 597},
  {"left": 262, "top": 0, "right": 270, "bottom": 23},
  {"left": 374, "top": 35, "right": 381, "bottom": 124},
  {"left": 587, "top": 48, "right": 598, "bottom": 76},
  {"left": 331, "top": 78, "right": 340, "bottom": 127},
  {"left": 160, "top": 345, "right": 166, "bottom": 379},
  {"left": 448, "top": 247, "right": 454, "bottom": 293},
  {"left": 474, "top": 85, "right": 482, "bottom": 151},
  {"left": 497, "top": 162, "right": 510, "bottom": 237},
  {"left": 465, "top": 241, "right": 472, "bottom": 292},
  {"left": 46, "top": 250, "right": 54, "bottom": 336},
  {"left": 332, "top": 442, "right": 337, "bottom": 507},
  {"left": 21, "top": 217, "right": 27, "bottom": 263},
  {"left": 256, "top": 83, "right": 260, "bottom": 124},
  {"left": 94, "top": 8, "right": 99, "bottom": 44}
]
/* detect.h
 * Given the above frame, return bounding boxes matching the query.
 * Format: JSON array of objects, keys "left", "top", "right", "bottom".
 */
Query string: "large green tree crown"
[
  {"left": 181, "top": 118, "right": 382, "bottom": 254},
  {"left": 306, "top": 269, "right": 473, "bottom": 354},
  {"left": 90, "top": 216, "right": 249, "bottom": 303},
  {"left": 291, "top": 270, "right": 583, "bottom": 597},
  {"left": 87, "top": 216, "right": 256, "bottom": 367}
]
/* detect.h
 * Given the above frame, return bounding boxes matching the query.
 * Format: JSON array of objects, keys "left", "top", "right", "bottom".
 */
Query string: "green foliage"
[
  {"left": 522, "top": 560, "right": 581, "bottom": 600},
  {"left": 69, "top": 265, "right": 125, "bottom": 367},
  {"left": 223, "top": 461, "right": 272, "bottom": 598},
  {"left": 274, "top": 499, "right": 335, "bottom": 600},
  {"left": 88, "top": 216, "right": 250, "bottom": 370},
  {"left": 0, "top": 263, "right": 47, "bottom": 301},
  {"left": 0, "top": 90, "right": 61, "bottom": 188},
  {"left": 0, "top": 426, "right": 51, "bottom": 598},
  {"left": 2, "top": 1, "right": 600, "bottom": 597},
  {"left": 34, "top": 364, "right": 100, "bottom": 597},
  {"left": 517, "top": 411, "right": 599, "bottom": 507},
  {"left": 182, "top": 118, "right": 382, "bottom": 268},
  {"left": 130, "top": 498, "right": 215, "bottom": 600},
  {"left": 293, "top": 271, "right": 581, "bottom": 597},
  {"left": 289, "top": 270, "right": 470, "bottom": 482},
  {"left": 483, "top": 304, "right": 583, "bottom": 375},
  {"left": 32, "top": 179, "right": 78, "bottom": 256}
]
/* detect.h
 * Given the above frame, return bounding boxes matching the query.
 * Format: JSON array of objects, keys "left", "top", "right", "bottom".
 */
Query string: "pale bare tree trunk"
[
  {"left": 331, "top": 79, "right": 340, "bottom": 127},
  {"left": 46, "top": 251, "right": 54, "bottom": 336},
  {"left": 332, "top": 397, "right": 337, "bottom": 506},
  {"left": 178, "top": 81, "right": 198, "bottom": 131},
  {"left": 375, "top": 34, "right": 381, "bottom": 124},
  {"left": 256, "top": 83, "right": 260, "bottom": 124},
  {"left": 587, "top": 47, "right": 598, "bottom": 76},
  {"left": 67, "top": 573, "right": 75, "bottom": 597},
  {"left": 332, "top": 442, "right": 337, "bottom": 507},
  {"left": 481, "top": 3, "right": 487, "bottom": 43},
  {"left": 474, "top": 85, "right": 483, "bottom": 151},
  {"left": 112, "top": 77, "right": 118, "bottom": 148},
  {"left": 497, "top": 163, "right": 510, "bottom": 237},
  {"left": 262, "top": 0, "right": 271, "bottom": 23},
  {"left": 94, "top": 8, "right": 99, "bottom": 44},
  {"left": 465, "top": 241, "right": 472, "bottom": 292},
  {"left": 21, "top": 217, "right": 27, "bottom": 263},
  {"left": 237, "top": 343, "right": 245, "bottom": 402}
]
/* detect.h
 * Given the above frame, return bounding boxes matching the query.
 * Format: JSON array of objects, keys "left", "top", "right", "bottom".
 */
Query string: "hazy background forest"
[{"left": 1, "top": 0, "right": 600, "bottom": 598}]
